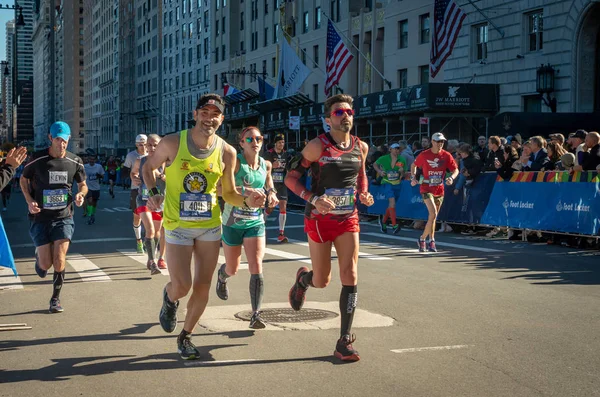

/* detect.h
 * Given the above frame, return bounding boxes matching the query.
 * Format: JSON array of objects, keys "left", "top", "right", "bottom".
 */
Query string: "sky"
[{"left": 0, "top": 13, "right": 13, "bottom": 94}]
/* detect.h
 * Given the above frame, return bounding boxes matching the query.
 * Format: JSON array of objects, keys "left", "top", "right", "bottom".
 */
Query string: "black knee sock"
[
  {"left": 249, "top": 273, "right": 264, "bottom": 312},
  {"left": 299, "top": 270, "right": 314, "bottom": 288},
  {"left": 52, "top": 271, "right": 65, "bottom": 299},
  {"left": 144, "top": 238, "right": 156, "bottom": 261},
  {"left": 339, "top": 285, "right": 358, "bottom": 337}
]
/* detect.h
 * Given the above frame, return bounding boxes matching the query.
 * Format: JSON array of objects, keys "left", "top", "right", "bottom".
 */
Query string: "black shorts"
[
  {"left": 275, "top": 184, "right": 288, "bottom": 201},
  {"left": 85, "top": 190, "right": 100, "bottom": 200},
  {"left": 108, "top": 173, "right": 117, "bottom": 182},
  {"left": 130, "top": 189, "right": 138, "bottom": 210}
]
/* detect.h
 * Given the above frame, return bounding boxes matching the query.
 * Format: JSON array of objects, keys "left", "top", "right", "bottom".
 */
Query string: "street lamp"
[{"left": 536, "top": 64, "right": 557, "bottom": 113}]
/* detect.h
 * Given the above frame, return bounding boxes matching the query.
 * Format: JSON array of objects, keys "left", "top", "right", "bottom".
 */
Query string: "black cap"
[
  {"left": 196, "top": 95, "right": 225, "bottom": 113},
  {"left": 274, "top": 133, "right": 285, "bottom": 143},
  {"left": 573, "top": 129, "right": 587, "bottom": 140}
]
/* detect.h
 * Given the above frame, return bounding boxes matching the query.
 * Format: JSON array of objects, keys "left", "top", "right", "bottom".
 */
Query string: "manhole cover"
[{"left": 235, "top": 308, "right": 338, "bottom": 323}]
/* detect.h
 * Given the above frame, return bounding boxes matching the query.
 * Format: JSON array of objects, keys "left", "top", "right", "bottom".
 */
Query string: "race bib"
[
  {"left": 429, "top": 175, "right": 443, "bottom": 186},
  {"left": 324, "top": 188, "right": 355, "bottom": 215},
  {"left": 233, "top": 206, "right": 261, "bottom": 221},
  {"left": 43, "top": 189, "right": 69, "bottom": 210},
  {"left": 179, "top": 193, "right": 212, "bottom": 220},
  {"left": 141, "top": 188, "right": 149, "bottom": 201},
  {"left": 272, "top": 172, "right": 284, "bottom": 183},
  {"left": 386, "top": 171, "right": 400, "bottom": 181}
]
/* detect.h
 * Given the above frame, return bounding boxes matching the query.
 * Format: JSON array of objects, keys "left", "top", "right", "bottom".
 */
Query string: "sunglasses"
[
  {"left": 244, "top": 136, "right": 264, "bottom": 143},
  {"left": 331, "top": 109, "right": 355, "bottom": 117}
]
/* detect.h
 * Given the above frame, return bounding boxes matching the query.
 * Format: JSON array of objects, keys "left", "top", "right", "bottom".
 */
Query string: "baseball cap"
[
  {"left": 274, "top": 133, "right": 285, "bottom": 143},
  {"left": 50, "top": 121, "right": 71, "bottom": 140},
  {"left": 135, "top": 134, "right": 148, "bottom": 143},
  {"left": 513, "top": 133, "right": 522, "bottom": 144},
  {"left": 196, "top": 95, "right": 225, "bottom": 113},
  {"left": 431, "top": 132, "right": 446, "bottom": 142},
  {"left": 573, "top": 130, "right": 587, "bottom": 140},
  {"left": 390, "top": 143, "right": 401, "bottom": 149}
]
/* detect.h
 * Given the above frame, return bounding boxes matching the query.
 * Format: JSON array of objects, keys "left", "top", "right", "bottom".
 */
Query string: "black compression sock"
[
  {"left": 249, "top": 273, "right": 264, "bottom": 312},
  {"left": 144, "top": 238, "right": 156, "bottom": 261},
  {"left": 339, "top": 285, "right": 358, "bottom": 337},
  {"left": 52, "top": 271, "right": 65, "bottom": 299}
]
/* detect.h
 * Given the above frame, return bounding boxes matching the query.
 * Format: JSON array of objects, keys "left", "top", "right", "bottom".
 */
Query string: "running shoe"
[
  {"left": 334, "top": 334, "right": 360, "bottom": 362},
  {"left": 289, "top": 266, "right": 309, "bottom": 311},
  {"left": 177, "top": 334, "right": 200, "bottom": 360},
  {"left": 34, "top": 250, "right": 47, "bottom": 278},
  {"left": 136, "top": 240, "right": 144, "bottom": 254},
  {"left": 428, "top": 240, "right": 437, "bottom": 252},
  {"left": 90, "top": 215, "right": 95, "bottom": 225},
  {"left": 149, "top": 262, "right": 162, "bottom": 275},
  {"left": 249, "top": 311, "right": 266, "bottom": 329},
  {"left": 157, "top": 258, "right": 167, "bottom": 270},
  {"left": 378, "top": 216, "right": 387, "bottom": 233},
  {"left": 418, "top": 238, "right": 426, "bottom": 253},
  {"left": 159, "top": 286, "right": 179, "bottom": 333},
  {"left": 277, "top": 233, "right": 288, "bottom": 243},
  {"left": 392, "top": 224, "right": 401, "bottom": 234},
  {"left": 49, "top": 298, "right": 64, "bottom": 313},
  {"left": 215, "top": 264, "right": 229, "bottom": 300}
]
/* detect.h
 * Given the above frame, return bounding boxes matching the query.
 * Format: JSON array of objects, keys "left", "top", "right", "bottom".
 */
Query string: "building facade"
[
  {"left": 118, "top": 0, "right": 136, "bottom": 153},
  {"left": 32, "top": 0, "right": 54, "bottom": 150}
]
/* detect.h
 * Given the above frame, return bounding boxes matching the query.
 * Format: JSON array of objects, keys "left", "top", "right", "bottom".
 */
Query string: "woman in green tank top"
[{"left": 216, "top": 126, "right": 279, "bottom": 329}]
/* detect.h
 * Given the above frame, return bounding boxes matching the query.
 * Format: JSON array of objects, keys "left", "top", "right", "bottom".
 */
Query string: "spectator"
[
  {"left": 0, "top": 147, "right": 27, "bottom": 191},
  {"left": 521, "top": 136, "right": 549, "bottom": 171},
  {"left": 454, "top": 143, "right": 483, "bottom": 194},
  {"left": 484, "top": 136, "right": 505, "bottom": 171},
  {"left": 496, "top": 145, "right": 519, "bottom": 180},
  {"left": 397, "top": 140, "right": 414, "bottom": 171},
  {"left": 511, "top": 141, "right": 532, "bottom": 171},
  {"left": 574, "top": 131, "right": 600, "bottom": 171},
  {"left": 560, "top": 152, "right": 575, "bottom": 173},
  {"left": 549, "top": 133, "right": 565, "bottom": 147},
  {"left": 500, "top": 137, "right": 508, "bottom": 147},
  {"left": 510, "top": 133, "right": 523, "bottom": 156},
  {"left": 412, "top": 141, "right": 423, "bottom": 158},
  {"left": 475, "top": 135, "right": 489, "bottom": 160},
  {"left": 545, "top": 142, "right": 567, "bottom": 170},
  {"left": 570, "top": 129, "right": 587, "bottom": 166},
  {"left": 446, "top": 139, "right": 460, "bottom": 161},
  {"left": 421, "top": 136, "right": 430, "bottom": 151}
]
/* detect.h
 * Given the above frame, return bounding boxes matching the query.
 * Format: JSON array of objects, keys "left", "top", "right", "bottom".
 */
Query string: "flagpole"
[{"left": 322, "top": 12, "right": 392, "bottom": 90}]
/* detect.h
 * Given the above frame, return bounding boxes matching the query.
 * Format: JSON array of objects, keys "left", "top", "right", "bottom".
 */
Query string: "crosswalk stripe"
[
  {"left": 263, "top": 247, "right": 313, "bottom": 264},
  {"left": 117, "top": 250, "right": 244, "bottom": 273},
  {"left": 0, "top": 267, "right": 24, "bottom": 290},
  {"left": 66, "top": 253, "right": 111, "bottom": 282},
  {"left": 269, "top": 238, "right": 392, "bottom": 261}
]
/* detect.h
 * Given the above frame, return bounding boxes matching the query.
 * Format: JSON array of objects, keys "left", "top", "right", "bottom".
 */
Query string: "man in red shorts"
[
  {"left": 410, "top": 132, "right": 458, "bottom": 252},
  {"left": 285, "top": 94, "right": 374, "bottom": 362}
]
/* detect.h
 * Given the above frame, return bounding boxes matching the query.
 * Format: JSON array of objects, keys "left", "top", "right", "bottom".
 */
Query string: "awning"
[
  {"left": 250, "top": 92, "right": 313, "bottom": 113},
  {"left": 224, "top": 89, "right": 259, "bottom": 105}
]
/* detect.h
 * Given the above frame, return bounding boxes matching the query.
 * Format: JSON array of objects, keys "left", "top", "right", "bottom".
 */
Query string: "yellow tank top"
[{"left": 163, "top": 130, "right": 224, "bottom": 230}]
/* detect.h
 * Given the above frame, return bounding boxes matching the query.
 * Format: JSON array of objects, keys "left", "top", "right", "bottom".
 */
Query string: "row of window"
[{"left": 162, "top": 67, "right": 209, "bottom": 93}]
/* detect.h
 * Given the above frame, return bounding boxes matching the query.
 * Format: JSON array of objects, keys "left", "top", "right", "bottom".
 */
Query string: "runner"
[
  {"left": 263, "top": 133, "right": 289, "bottom": 242},
  {"left": 19, "top": 121, "right": 87, "bottom": 313},
  {"left": 410, "top": 132, "right": 458, "bottom": 252},
  {"left": 144, "top": 94, "right": 266, "bottom": 360},
  {"left": 284, "top": 94, "right": 374, "bottom": 362},
  {"left": 216, "top": 126, "right": 279, "bottom": 329},
  {"left": 123, "top": 134, "right": 148, "bottom": 253},
  {"left": 131, "top": 134, "right": 166, "bottom": 275},
  {"left": 373, "top": 142, "right": 407, "bottom": 234},
  {"left": 105, "top": 155, "right": 118, "bottom": 198},
  {"left": 83, "top": 154, "right": 105, "bottom": 225}
]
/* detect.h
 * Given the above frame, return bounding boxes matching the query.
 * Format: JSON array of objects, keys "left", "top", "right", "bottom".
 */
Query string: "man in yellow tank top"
[{"left": 143, "top": 94, "right": 266, "bottom": 360}]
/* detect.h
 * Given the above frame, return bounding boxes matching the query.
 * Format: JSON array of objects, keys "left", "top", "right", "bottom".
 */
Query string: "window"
[
  {"left": 189, "top": 48, "right": 193, "bottom": 64},
  {"left": 330, "top": 0, "right": 340, "bottom": 22},
  {"left": 527, "top": 10, "right": 543, "bottom": 52},
  {"left": 215, "top": 48, "right": 219, "bottom": 63},
  {"left": 419, "top": 14, "right": 430, "bottom": 44},
  {"left": 264, "top": 27, "right": 269, "bottom": 46},
  {"left": 197, "top": 44, "right": 201, "bottom": 60},
  {"left": 313, "top": 45, "right": 319, "bottom": 67},
  {"left": 315, "top": 7, "right": 321, "bottom": 29},
  {"left": 176, "top": 30, "right": 179, "bottom": 45},
  {"left": 240, "top": 12, "right": 245, "bottom": 30},
  {"left": 216, "top": 21, "right": 219, "bottom": 36},
  {"left": 240, "top": 40, "right": 245, "bottom": 51},
  {"left": 271, "top": 57, "right": 276, "bottom": 77},
  {"left": 523, "top": 95, "right": 542, "bottom": 112},
  {"left": 473, "top": 23, "right": 488, "bottom": 61},
  {"left": 397, "top": 69, "right": 407, "bottom": 88},
  {"left": 222, "top": 44, "right": 226, "bottom": 60},
  {"left": 222, "top": 17, "right": 225, "bottom": 34},
  {"left": 183, "top": 0, "right": 186, "bottom": 14},
  {"left": 398, "top": 19, "right": 408, "bottom": 49},
  {"left": 176, "top": 6, "right": 180, "bottom": 21},
  {"left": 303, "top": 12, "right": 309, "bottom": 33},
  {"left": 189, "top": 22, "right": 194, "bottom": 38},
  {"left": 274, "top": 23, "right": 278, "bottom": 43},
  {"left": 419, "top": 65, "right": 429, "bottom": 84},
  {"left": 313, "top": 84, "right": 318, "bottom": 101},
  {"left": 265, "top": 0, "right": 268, "bottom": 14}
]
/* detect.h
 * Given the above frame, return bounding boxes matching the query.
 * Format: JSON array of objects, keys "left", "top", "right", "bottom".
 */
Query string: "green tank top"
[
  {"left": 163, "top": 130, "right": 224, "bottom": 230},
  {"left": 222, "top": 154, "right": 267, "bottom": 229}
]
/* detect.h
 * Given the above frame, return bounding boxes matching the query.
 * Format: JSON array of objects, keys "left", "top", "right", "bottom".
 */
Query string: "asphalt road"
[{"left": 1, "top": 185, "right": 599, "bottom": 397}]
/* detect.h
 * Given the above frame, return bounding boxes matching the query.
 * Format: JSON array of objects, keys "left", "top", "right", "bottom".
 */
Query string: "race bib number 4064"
[
  {"left": 324, "top": 188, "right": 355, "bottom": 215},
  {"left": 180, "top": 193, "right": 212, "bottom": 220}
]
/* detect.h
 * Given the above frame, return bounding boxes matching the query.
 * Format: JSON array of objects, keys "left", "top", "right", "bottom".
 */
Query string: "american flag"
[
  {"left": 430, "top": 0, "right": 467, "bottom": 78},
  {"left": 325, "top": 20, "right": 353, "bottom": 96}
]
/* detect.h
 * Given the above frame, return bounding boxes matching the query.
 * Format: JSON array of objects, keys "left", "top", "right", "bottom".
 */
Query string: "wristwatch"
[
  {"left": 148, "top": 187, "right": 160, "bottom": 197},
  {"left": 266, "top": 187, "right": 277, "bottom": 195}
]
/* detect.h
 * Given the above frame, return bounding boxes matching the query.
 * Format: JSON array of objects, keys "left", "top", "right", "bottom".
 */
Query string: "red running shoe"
[
  {"left": 288, "top": 266, "right": 309, "bottom": 311},
  {"left": 157, "top": 258, "right": 167, "bottom": 269},
  {"left": 334, "top": 334, "right": 360, "bottom": 362}
]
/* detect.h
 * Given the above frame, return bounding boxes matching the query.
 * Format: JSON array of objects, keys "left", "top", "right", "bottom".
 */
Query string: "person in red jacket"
[{"left": 410, "top": 132, "right": 458, "bottom": 253}]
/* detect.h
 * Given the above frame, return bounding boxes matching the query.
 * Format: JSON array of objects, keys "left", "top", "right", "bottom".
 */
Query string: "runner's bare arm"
[
  {"left": 222, "top": 143, "right": 266, "bottom": 207},
  {"left": 284, "top": 138, "right": 321, "bottom": 202},
  {"left": 75, "top": 181, "right": 88, "bottom": 206},
  {"left": 131, "top": 158, "right": 141, "bottom": 179},
  {"left": 143, "top": 134, "right": 177, "bottom": 191}
]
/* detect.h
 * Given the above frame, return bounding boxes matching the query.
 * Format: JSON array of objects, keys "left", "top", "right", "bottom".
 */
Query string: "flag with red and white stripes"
[
  {"left": 325, "top": 20, "right": 353, "bottom": 96},
  {"left": 430, "top": 0, "right": 467, "bottom": 78}
]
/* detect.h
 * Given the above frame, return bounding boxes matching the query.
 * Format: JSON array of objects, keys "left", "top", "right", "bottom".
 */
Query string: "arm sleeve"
[
  {"left": 0, "top": 164, "right": 14, "bottom": 191},
  {"left": 284, "top": 154, "right": 314, "bottom": 201},
  {"left": 357, "top": 160, "right": 368, "bottom": 194}
]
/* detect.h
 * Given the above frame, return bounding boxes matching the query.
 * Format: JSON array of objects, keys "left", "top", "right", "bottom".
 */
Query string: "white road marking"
[
  {"left": 0, "top": 267, "right": 24, "bottom": 290},
  {"left": 265, "top": 224, "right": 304, "bottom": 231},
  {"left": 184, "top": 359, "right": 261, "bottom": 367},
  {"left": 66, "top": 253, "right": 111, "bottom": 282},
  {"left": 391, "top": 345, "right": 471, "bottom": 354},
  {"left": 117, "top": 250, "right": 243, "bottom": 274},
  {"left": 263, "top": 247, "right": 313, "bottom": 264},
  {"left": 270, "top": 238, "right": 391, "bottom": 261},
  {"left": 361, "top": 232, "right": 501, "bottom": 253}
]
